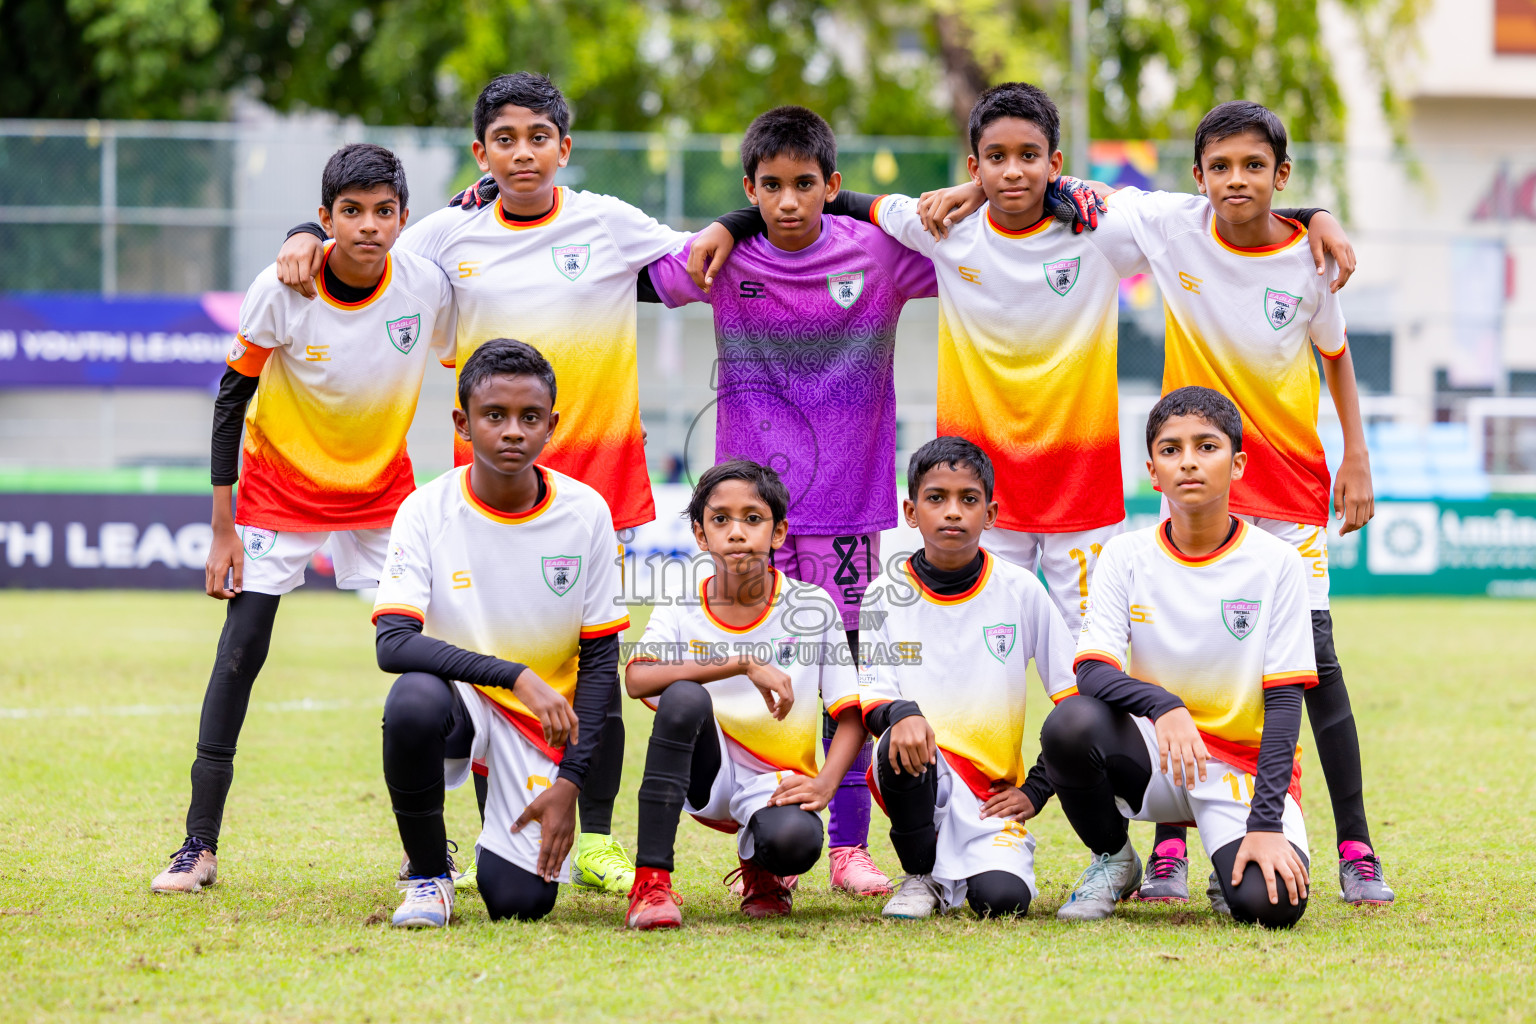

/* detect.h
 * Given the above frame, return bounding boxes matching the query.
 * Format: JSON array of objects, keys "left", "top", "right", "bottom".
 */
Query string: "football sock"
[
  {"left": 873, "top": 731, "right": 939, "bottom": 874},
  {"left": 577, "top": 681, "right": 625, "bottom": 836},
  {"left": 1153, "top": 823, "right": 1189, "bottom": 850},
  {"left": 634, "top": 681, "right": 719, "bottom": 872},
  {"left": 1154, "top": 837, "right": 1187, "bottom": 860},
  {"left": 1039, "top": 695, "right": 1153, "bottom": 857},
  {"left": 825, "top": 737, "right": 873, "bottom": 848},
  {"left": 1308, "top": 611, "right": 1372, "bottom": 848},
  {"left": 1339, "top": 840, "right": 1374, "bottom": 861},
  {"left": 185, "top": 591, "right": 282, "bottom": 847}
]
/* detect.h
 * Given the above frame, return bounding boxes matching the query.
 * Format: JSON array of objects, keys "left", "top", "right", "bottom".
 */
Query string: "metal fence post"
[{"left": 101, "top": 124, "right": 117, "bottom": 296}]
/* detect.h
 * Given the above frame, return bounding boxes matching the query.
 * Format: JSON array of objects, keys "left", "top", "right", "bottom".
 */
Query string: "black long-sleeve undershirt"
[
  {"left": 1250, "top": 684, "right": 1304, "bottom": 833},
  {"left": 210, "top": 368, "right": 259, "bottom": 486},
  {"left": 374, "top": 614, "right": 617, "bottom": 789}
]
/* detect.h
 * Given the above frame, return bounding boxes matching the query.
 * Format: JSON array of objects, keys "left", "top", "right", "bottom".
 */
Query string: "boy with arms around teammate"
[
  {"left": 860, "top": 437, "right": 1078, "bottom": 920},
  {"left": 151, "top": 144, "right": 455, "bottom": 893},
  {"left": 622, "top": 461, "right": 865, "bottom": 929},
  {"left": 375, "top": 339, "right": 628, "bottom": 927},
  {"left": 1045, "top": 387, "right": 1313, "bottom": 928},
  {"left": 641, "top": 106, "right": 941, "bottom": 896},
  {"left": 1105, "top": 102, "right": 1390, "bottom": 907},
  {"left": 275, "top": 73, "right": 678, "bottom": 892}
]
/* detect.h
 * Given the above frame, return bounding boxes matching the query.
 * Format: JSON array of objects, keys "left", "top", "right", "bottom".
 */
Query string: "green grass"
[{"left": 2, "top": 593, "right": 1533, "bottom": 1022}]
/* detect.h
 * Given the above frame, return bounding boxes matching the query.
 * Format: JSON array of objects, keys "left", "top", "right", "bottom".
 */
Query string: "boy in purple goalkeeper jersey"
[{"left": 644, "top": 106, "right": 938, "bottom": 898}]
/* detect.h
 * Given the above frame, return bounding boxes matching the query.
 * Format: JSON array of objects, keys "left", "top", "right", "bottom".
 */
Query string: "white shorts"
[
  {"left": 443, "top": 683, "right": 570, "bottom": 884},
  {"left": 1243, "top": 517, "right": 1331, "bottom": 611},
  {"left": 869, "top": 753, "right": 1038, "bottom": 913},
  {"left": 1120, "top": 715, "right": 1308, "bottom": 858},
  {"left": 985, "top": 521, "right": 1125, "bottom": 632},
  {"left": 685, "top": 721, "right": 806, "bottom": 863},
  {"left": 236, "top": 525, "right": 391, "bottom": 596}
]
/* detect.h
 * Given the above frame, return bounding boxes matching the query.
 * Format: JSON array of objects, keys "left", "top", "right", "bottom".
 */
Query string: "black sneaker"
[
  {"left": 1137, "top": 852, "right": 1190, "bottom": 903},
  {"left": 1340, "top": 852, "right": 1395, "bottom": 906},
  {"left": 1207, "top": 870, "right": 1231, "bottom": 917}
]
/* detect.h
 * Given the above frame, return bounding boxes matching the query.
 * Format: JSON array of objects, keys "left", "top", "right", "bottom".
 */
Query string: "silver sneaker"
[
  {"left": 392, "top": 874, "right": 455, "bottom": 928},
  {"left": 1207, "top": 870, "right": 1232, "bottom": 917},
  {"left": 1057, "top": 842, "right": 1142, "bottom": 921},
  {"left": 1339, "top": 853, "right": 1395, "bottom": 906},
  {"left": 881, "top": 874, "right": 944, "bottom": 920}
]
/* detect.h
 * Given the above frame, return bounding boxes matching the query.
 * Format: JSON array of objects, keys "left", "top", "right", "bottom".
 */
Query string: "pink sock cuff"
[
  {"left": 1154, "top": 838, "right": 1187, "bottom": 859},
  {"left": 1339, "top": 840, "right": 1374, "bottom": 861}
]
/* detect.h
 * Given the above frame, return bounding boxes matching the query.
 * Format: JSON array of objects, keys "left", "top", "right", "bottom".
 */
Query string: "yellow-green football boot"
[{"left": 570, "top": 833, "right": 635, "bottom": 893}]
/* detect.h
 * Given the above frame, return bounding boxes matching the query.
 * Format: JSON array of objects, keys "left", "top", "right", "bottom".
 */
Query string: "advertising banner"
[{"left": 0, "top": 293, "right": 240, "bottom": 388}]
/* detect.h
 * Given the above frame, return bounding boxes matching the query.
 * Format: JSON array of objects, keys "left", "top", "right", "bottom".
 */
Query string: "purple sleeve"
[
  {"left": 644, "top": 242, "right": 710, "bottom": 308},
  {"left": 871, "top": 229, "right": 937, "bottom": 300}
]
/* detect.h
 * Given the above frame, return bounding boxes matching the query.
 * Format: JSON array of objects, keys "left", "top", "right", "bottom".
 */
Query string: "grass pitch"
[{"left": 2, "top": 592, "right": 1533, "bottom": 1022}]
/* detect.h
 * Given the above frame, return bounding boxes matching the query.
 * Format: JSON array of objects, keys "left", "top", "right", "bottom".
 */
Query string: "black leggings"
[
  {"left": 1041, "top": 695, "right": 1309, "bottom": 929},
  {"left": 873, "top": 731, "right": 1031, "bottom": 918},
  {"left": 1156, "top": 610, "right": 1369, "bottom": 852},
  {"left": 577, "top": 680, "right": 625, "bottom": 835},
  {"left": 381, "top": 671, "right": 476, "bottom": 879},
  {"left": 634, "top": 680, "right": 823, "bottom": 876},
  {"left": 478, "top": 846, "right": 559, "bottom": 922},
  {"left": 185, "top": 591, "right": 282, "bottom": 848}
]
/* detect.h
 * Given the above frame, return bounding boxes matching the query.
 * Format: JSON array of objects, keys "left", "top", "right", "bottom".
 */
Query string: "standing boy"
[
  {"left": 375, "top": 339, "right": 628, "bottom": 927},
  {"left": 622, "top": 461, "right": 865, "bottom": 929},
  {"left": 274, "top": 73, "right": 683, "bottom": 891},
  {"left": 860, "top": 437, "right": 1077, "bottom": 920},
  {"left": 1045, "top": 387, "right": 1314, "bottom": 929},
  {"left": 641, "top": 106, "right": 940, "bottom": 896},
  {"left": 1109, "top": 101, "right": 1390, "bottom": 907},
  {"left": 151, "top": 144, "right": 456, "bottom": 893}
]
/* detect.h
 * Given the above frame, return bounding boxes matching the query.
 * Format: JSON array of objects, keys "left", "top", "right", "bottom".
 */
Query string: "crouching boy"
[
  {"left": 1044, "top": 386, "right": 1314, "bottom": 928},
  {"left": 860, "top": 437, "right": 1078, "bottom": 919},
  {"left": 622, "top": 461, "right": 865, "bottom": 929}
]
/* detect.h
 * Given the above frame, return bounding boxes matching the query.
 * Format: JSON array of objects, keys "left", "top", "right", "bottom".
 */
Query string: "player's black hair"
[
  {"left": 1194, "top": 100, "right": 1289, "bottom": 169},
  {"left": 907, "top": 436, "right": 994, "bottom": 502},
  {"left": 474, "top": 72, "right": 572, "bottom": 143},
  {"left": 740, "top": 106, "right": 837, "bottom": 183},
  {"left": 457, "top": 338, "right": 557, "bottom": 412},
  {"left": 1145, "top": 386, "right": 1245, "bottom": 454},
  {"left": 968, "top": 82, "right": 1060, "bottom": 155},
  {"left": 320, "top": 143, "right": 408, "bottom": 211},
  {"left": 687, "top": 460, "right": 790, "bottom": 527}
]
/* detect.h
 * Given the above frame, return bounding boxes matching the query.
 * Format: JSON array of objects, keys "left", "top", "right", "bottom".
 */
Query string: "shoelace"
[
  {"left": 1346, "top": 854, "right": 1383, "bottom": 881},
  {"left": 837, "top": 846, "right": 882, "bottom": 872},
  {"left": 633, "top": 877, "right": 680, "bottom": 908},
  {"left": 1146, "top": 855, "right": 1183, "bottom": 881},
  {"left": 1068, "top": 853, "right": 1117, "bottom": 902},
  {"left": 585, "top": 837, "right": 633, "bottom": 871},
  {"left": 167, "top": 838, "right": 210, "bottom": 874}
]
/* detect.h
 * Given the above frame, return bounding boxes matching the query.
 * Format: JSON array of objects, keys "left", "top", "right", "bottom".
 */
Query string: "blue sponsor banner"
[{"left": 0, "top": 292, "right": 241, "bottom": 388}]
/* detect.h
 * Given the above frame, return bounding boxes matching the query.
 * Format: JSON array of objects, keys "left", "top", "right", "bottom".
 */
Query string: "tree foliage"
[{"left": 1, "top": 0, "right": 1423, "bottom": 145}]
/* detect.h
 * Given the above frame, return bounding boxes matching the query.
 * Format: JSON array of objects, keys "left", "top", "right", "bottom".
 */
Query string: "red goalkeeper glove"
[
  {"left": 448, "top": 173, "right": 499, "bottom": 211},
  {"left": 1046, "top": 175, "right": 1106, "bottom": 234}
]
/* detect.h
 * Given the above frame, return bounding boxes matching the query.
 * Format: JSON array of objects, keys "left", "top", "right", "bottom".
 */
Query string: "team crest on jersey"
[
  {"left": 541, "top": 555, "right": 582, "bottom": 596},
  {"left": 983, "top": 623, "right": 1017, "bottom": 663},
  {"left": 551, "top": 244, "right": 591, "bottom": 281},
  {"left": 1221, "top": 599, "right": 1262, "bottom": 640},
  {"left": 1264, "top": 288, "right": 1301, "bottom": 330},
  {"left": 1043, "top": 258, "right": 1081, "bottom": 296},
  {"left": 772, "top": 635, "right": 797, "bottom": 666},
  {"left": 827, "top": 270, "right": 864, "bottom": 309},
  {"left": 241, "top": 527, "right": 276, "bottom": 561},
  {"left": 386, "top": 314, "right": 421, "bottom": 354}
]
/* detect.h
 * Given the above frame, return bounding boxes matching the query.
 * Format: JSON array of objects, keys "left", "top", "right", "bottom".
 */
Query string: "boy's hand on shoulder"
[
  {"left": 1307, "top": 211, "right": 1355, "bottom": 293},
  {"left": 1232, "top": 830, "right": 1310, "bottom": 906},
  {"left": 276, "top": 232, "right": 325, "bottom": 300},
  {"left": 512, "top": 667, "right": 580, "bottom": 748},
  {"left": 743, "top": 658, "right": 794, "bottom": 720},
  {"left": 1046, "top": 176, "right": 1107, "bottom": 234},
  {"left": 204, "top": 523, "right": 243, "bottom": 599},
  {"left": 687, "top": 222, "right": 736, "bottom": 292},
  {"left": 512, "top": 777, "right": 579, "bottom": 882},
  {"left": 449, "top": 173, "right": 498, "bottom": 212},
  {"left": 917, "top": 182, "right": 986, "bottom": 239},
  {"left": 979, "top": 783, "right": 1036, "bottom": 821},
  {"left": 1333, "top": 449, "right": 1374, "bottom": 534},
  {"left": 888, "top": 715, "right": 937, "bottom": 776},
  {"left": 1153, "top": 706, "right": 1208, "bottom": 790},
  {"left": 769, "top": 772, "right": 833, "bottom": 812}
]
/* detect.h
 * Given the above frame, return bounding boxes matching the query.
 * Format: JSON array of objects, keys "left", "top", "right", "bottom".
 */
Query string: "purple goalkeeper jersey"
[{"left": 648, "top": 215, "right": 936, "bottom": 535}]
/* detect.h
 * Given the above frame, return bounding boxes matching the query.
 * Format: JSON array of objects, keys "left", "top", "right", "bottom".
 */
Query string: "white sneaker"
[
  {"left": 1057, "top": 841, "right": 1143, "bottom": 921},
  {"left": 881, "top": 874, "right": 944, "bottom": 920},
  {"left": 392, "top": 874, "right": 455, "bottom": 928}
]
